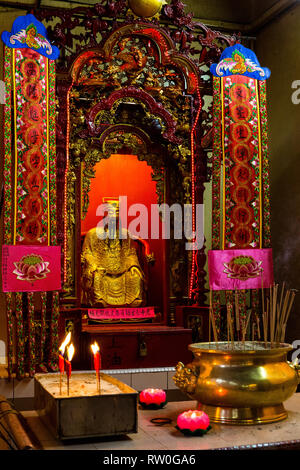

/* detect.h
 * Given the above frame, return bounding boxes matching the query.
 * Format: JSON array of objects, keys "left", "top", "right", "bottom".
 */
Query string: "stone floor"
[{"left": 20, "top": 394, "right": 300, "bottom": 450}]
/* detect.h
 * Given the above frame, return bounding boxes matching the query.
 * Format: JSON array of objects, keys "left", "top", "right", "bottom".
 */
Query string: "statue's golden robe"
[{"left": 81, "top": 227, "right": 145, "bottom": 307}]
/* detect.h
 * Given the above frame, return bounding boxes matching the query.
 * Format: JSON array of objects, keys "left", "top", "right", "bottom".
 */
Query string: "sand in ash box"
[{"left": 34, "top": 372, "right": 138, "bottom": 440}]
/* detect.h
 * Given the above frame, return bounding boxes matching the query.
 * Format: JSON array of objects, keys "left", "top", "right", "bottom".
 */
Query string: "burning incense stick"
[
  {"left": 260, "top": 269, "right": 265, "bottom": 342},
  {"left": 234, "top": 291, "right": 240, "bottom": 340},
  {"left": 226, "top": 304, "right": 230, "bottom": 343},
  {"left": 227, "top": 303, "right": 234, "bottom": 347},
  {"left": 209, "top": 290, "right": 218, "bottom": 343},
  {"left": 242, "top": 311, "right": 252, "bottom": 342},
  {"left": 256, "top": 316, "right": 261, "bottom": 341}
]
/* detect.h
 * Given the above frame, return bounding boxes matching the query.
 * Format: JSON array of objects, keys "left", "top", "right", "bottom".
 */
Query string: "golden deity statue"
[{"left": 81, "top": 199, "right": 152, "bottom": 307}]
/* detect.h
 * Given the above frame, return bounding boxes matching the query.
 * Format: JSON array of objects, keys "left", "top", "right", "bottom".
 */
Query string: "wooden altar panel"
[
  {"left": 82, "top": 326, "right": 193, "bottom": 370},
  {"left": 58, "top": 310, "right": 193, "bottom": 370}
]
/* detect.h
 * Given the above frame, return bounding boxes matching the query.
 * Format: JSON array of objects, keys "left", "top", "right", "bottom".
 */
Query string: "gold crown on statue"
[{"left": 102, "top": 197, "right": 120, "bottom": 215}]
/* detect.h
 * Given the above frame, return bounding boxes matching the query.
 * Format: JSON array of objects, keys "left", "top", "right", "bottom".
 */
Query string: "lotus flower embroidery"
[
  {"left": 223, "top": 255, "right": 262, "bottom": 281},
  {"left": 13, "top": 254, "right": 50, "bottom": 282}
]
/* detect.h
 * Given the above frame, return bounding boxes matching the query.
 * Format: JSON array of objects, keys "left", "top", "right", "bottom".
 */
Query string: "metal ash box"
[{"left": 34, "top": 372, "right": 138, "bottom": 440}]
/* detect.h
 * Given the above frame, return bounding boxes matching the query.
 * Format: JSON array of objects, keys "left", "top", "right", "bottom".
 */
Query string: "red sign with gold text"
[{"left": 88, "top": 307, "right": 156, "bottom": 320}]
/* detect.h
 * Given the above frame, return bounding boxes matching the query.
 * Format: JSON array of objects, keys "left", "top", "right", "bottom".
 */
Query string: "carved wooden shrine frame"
[{"left": 35, "top": 0, "right": 237, "bottom": 326}]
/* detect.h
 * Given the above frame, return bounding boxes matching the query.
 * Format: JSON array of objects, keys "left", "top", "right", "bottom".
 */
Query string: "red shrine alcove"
[{"left": 80, "top": 153, "right": 167, "bottom": 316}]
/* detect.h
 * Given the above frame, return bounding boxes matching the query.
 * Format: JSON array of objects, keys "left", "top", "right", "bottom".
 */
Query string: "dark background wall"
[{"left": 256, "top": 5, "right": 300, "bottom": 343}]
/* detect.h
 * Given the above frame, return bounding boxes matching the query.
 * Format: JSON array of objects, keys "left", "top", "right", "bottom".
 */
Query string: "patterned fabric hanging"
[
  {"left": 1, "top": 14, "right": 60, "bottom": 377},
  {"left": 208, "top": 44, "right": 272, "bottom": 340}
]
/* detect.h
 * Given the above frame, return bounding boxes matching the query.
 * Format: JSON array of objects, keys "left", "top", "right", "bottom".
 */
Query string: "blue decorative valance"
[
  {"left": 1, "top": 13, "right": 60, "bottom": 60},
  {"left": 210, "top": 44, "right": 270, "bottom": 81}
]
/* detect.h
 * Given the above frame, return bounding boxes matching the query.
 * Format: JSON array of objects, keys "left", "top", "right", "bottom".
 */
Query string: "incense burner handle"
[
  {"left": 290, "top": 362, "right": 300, "bottom": 384},
  {"left": 173, "top": 362, "right": 198, "bottom": 398}
]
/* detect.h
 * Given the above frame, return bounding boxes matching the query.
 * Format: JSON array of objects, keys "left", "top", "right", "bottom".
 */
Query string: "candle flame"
[
  {"left": 59, "top": 331, "right": 71, "bottom": 355},
  {"left": 91, "top": 341, "right": 99, "bottom": 355},
  {"left": 191, "top": 411, "right": 197, "bottom": 418},
  {"left": 67, "top": 343, "right": 75, "bottom": 361}
]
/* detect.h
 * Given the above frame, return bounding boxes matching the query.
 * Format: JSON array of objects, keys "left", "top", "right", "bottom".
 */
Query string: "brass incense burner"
[{"left": 173, "top": 341, "right": 300, "bottom": 425}]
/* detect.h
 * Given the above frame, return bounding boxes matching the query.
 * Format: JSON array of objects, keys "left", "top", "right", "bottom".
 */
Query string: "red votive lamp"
[
  {"left": 176, "top": 410, "right": 211, "bottom": 436},
  {"left": 139, "top": 388, "right": 167, "bottom": 409}
]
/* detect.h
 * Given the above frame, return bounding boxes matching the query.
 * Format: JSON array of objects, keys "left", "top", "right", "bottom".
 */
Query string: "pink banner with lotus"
[
  {"left": 208, "top": 248, "right": 274, "bottom": 291},
  {"left": 2, "top": 245, "right": 61, "bottom": 292}
]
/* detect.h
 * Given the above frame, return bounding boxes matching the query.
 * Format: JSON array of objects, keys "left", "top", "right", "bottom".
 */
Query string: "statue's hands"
[{"left": 146, "top": 253, "right": 155, "bottom": 265}]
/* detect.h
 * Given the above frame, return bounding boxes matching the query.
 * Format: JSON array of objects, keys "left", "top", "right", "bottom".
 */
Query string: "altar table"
[{"left": 21, "top": 394, "right": 300, "bottom": 450}]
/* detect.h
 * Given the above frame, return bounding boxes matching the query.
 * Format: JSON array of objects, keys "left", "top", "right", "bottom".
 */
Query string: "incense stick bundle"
[
  {"left": 260, "top": 283, "right": 297, "bottom": 344},
  {"left": 279, "top": 290, "right": 296, "bottom": 342}
]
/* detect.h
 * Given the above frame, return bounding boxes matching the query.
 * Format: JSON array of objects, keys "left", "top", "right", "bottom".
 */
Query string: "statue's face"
[{"left": 107, "top": 206, "right": 119, "bottom": 218}]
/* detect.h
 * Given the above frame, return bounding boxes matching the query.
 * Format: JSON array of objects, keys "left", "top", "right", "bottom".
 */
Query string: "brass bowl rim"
[{"left": 188, "top": 341, "right": 293, "bottom": 355}]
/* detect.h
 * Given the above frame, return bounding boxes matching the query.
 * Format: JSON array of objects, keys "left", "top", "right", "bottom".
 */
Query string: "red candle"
[
  {"left": 94, "top": 350, "right": 100, "bottom": 372},
  {"left": 59, "top": 354, "right": 65, "bottom": 374},
  {"left": 65, "top": 359, "right": 72, "bottom": 378},
  {"left": 91, "top": 342, "right": 101, "bottom": 372},
  {"left": 139, "top": 388, "right": 166, "bottom": 406},
  {"left": 91, "top": 342, "right": 101, "bottom": 392},
  {"left": 177, "top": 410, "right": 210, "bottom": 433},
  {"left": 58, "top": 332, "right": 71, "bottom": 374},
  {"left": 65, "top": 343, "right": 74, "bottom": 379}
]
